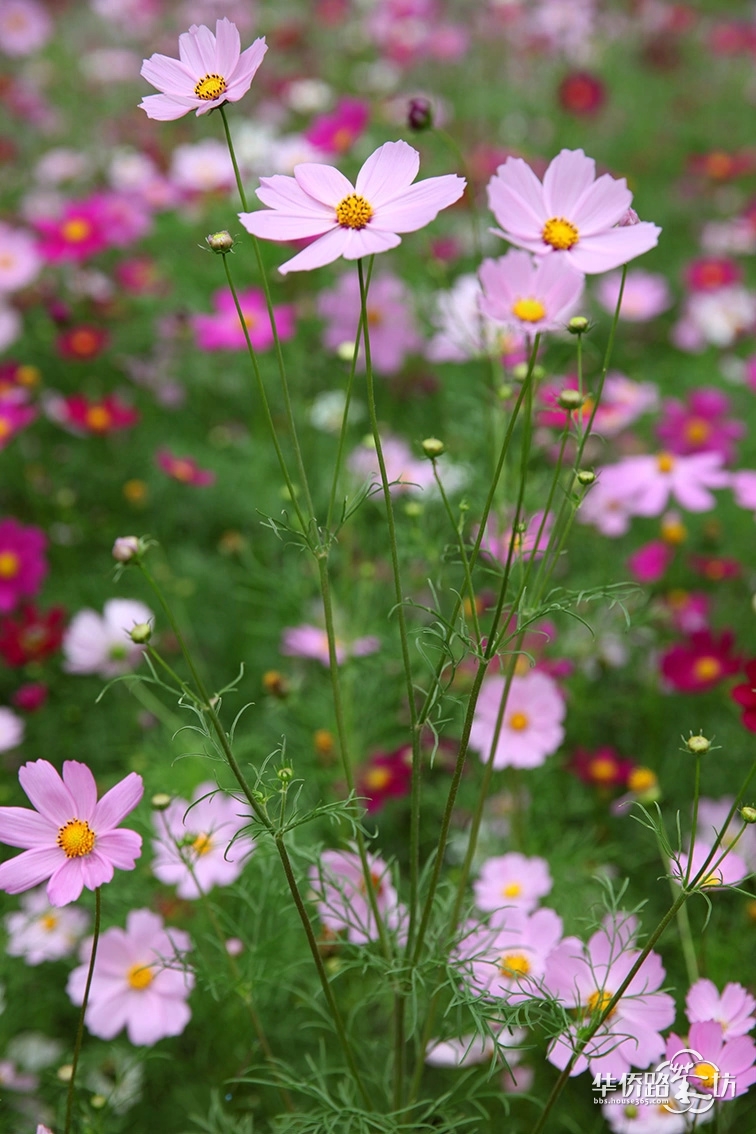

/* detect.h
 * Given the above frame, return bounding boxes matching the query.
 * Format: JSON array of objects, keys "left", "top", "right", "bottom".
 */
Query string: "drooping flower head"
[
  {"left": 487, "top": 148, "right": 661, "bottom": 274},
  {"left": 0, "top": 759, "right": 143, "bottom": 906},
  {"left": 67, "top": 909, "right": 193, "bottom": 1045},
  {"left": 140, "top": 19, "right": 267, "bottom": 121},
  {"left": 239, "top": 139, "right": 465, "bottom": 274}
]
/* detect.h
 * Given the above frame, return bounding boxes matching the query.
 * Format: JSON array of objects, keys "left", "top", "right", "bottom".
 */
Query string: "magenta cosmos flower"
[
  {"left": 67, "top": 908, "right": 193, "bottom": 1045},
  {"left": 0, "top": 518, "right": 47, "bottom": 613},
  {"left": 478, "top": 250, "right": 585, "bottom": 333},
  {"left": 139, "top": 19, "right": 267, "bottom": 121},
  {"left": 487, "top": 148, "right": 661, "bottom": 274},
  {"left": 239, "top": 139, "right": 466, "bottom": 274},
  {"left": 0, "top": 760, "right": 143, "bottom": 906}
]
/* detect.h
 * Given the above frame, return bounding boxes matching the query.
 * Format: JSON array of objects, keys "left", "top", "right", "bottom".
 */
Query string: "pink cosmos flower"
[
  {"left": 317, "top": 270, "right": 422, "bottom": 373},
  {"left": 0, "top": 222, "right": 42, "bottom": 294},
  {"left": 473, "top": 852, "right": 552, "bottom": 913},
  {"left": 478, "top": 250, "right": 584, "bottom": 333},
  {"left": 0, "top": 759, "right": 143, "bottom": 906},
  {"left": 348, "top": 434, "right": 458, "bottom": 496},
  {"left": 156, "top": 450, "right": 215, "bottom": 486},
  {"left": 545, "top": 915, "right": 675, "bottom": 1079},
  {"left": 0, "top": 518, "right": 47, "bottom": 613},
  {"left": 62, "top": 598, "right": 153, "bottom": 678},
  {"left": 595, "top": 269, "right": 672, "bottom": 321},
  {"left": 281, "top": 624, "right": 380, "bottom": 666},
  {"left": 478, "top": 510, "right": 554, "bottom": 564},
  {"left": 731, "top": 469, "right": 756, "bottom": 513},
  {"left": 169, "top": 139, "right": 235, "bottom": 195},
  {"left": 597, "top": 452, "right": 730, "bottom": 518},
  {"left": 0, "top": 706, "right": 24, "bottom": 750},
  {"left": 469, "top": 670, "right": 565, "bottom": 770},
  {"left": 151, "top": 783, "right": 256, "bottom": 899},
  {"left": 687, "top": 978, "right": 756, "bottom": 1038},
  {"left": 0, "top": 0, "right": 52, "bottom": 57},
  {"left": 67, "top": 909, "right": 194, "bottom": 1045},
  {"left": 655, "top": 388, "right": 744, "bottom": 463},
  {"left": 671, "top": 839, "right": 749, "bottom": 890},
  {"left": 139, "top": 19, "right": 267, "bottom": 121},
  {"left": 456, "top": 906, "right": 563, "bottom": 1003},
  {"left": 191, "top": 287, "right": 295, "bottom": 352},
  {"left": 239, "top": 139, "right": 465, "bottom": 274},
  {"left": 309, "top": 848, "right": 406, "bottom": 944},
  {"left": 663, "top": 1021, "right": 756, "bottom": 1100},
  {"left": 426, "top": 274, "right": 526, "bottom": 364},
  {"left": 305, "top": 97, "right": 370, "bottom": 155},
  {"left": 697, "top": 796, "right": 756, "bottom": 872},
  {"left": 4, "top": 885, "right": 89, "bottom": 964},
  {"left": 487, "top": 149, "right": 661, "bottom": 274},
  {"left": 627, "top": 541, "right": 673, "bottom": 584}
]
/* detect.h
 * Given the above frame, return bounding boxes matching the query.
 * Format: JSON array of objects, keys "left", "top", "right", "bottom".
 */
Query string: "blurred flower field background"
[{"left": 3, "top": 1, "right": 756, "bottom": 1132}]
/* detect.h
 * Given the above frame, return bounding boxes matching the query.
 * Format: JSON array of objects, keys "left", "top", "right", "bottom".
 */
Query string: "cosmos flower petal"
[
  {"left": 93, "top": 772, "right": 144, "bottom": 832},
  {"left": 85, "top": 991, "right": 132, "bottom": 1040},
  {"left": 0, "top": 806, "right": 54, "bottom": 848},
  {"left": 138, "top": 94, "right": 195, "bottom": 122},
  {"left": 240, "top": 211, "right": 335, "bottom": 241},
  {"left": 47, "top": 858, "right": 86, "bottom": 906},
  {"left": 566, "top": 225, "right": 661, "bottom": 274},
  {"left": 62, "top": 761, "right": 98, "bottom": 823},
  {"left": 542, "top": 148, "right": 597, "bottom": 217},
  {"left": 95, "top": 830, "right": 142, "bottom": 870},
  {"left": 234, "top": 39, "right": 268, "bottom": 84},
  {"left": 18, "top": 760, "right": 77, "bottom": 826},
  {"left": 78, "top": 851, "right": 115, "bottom": 891},
  {"left": 278, "top": 227, "right": 352, "bottom": 274},
  {"left": 371, "top": 175, "right": 466, "bottom": 233},
  {"left": 293, "top": 162, "right": 354, "bottom": 207},
  {"left": 0, "top": 846, "right": 63, "bottom": 894},
  {"left": 141, "top": 54, "right": 195, "bottom": 99},
  {"left": 254, "top": 175, "right": 333, "bottom": 216},
  {"left": 185, "top": 21, "right": 220, "bottom": 73},
  {"left": 355, "top": 139, "right": 420, "bottom": 205},
  {"left": 488, "top": 159, "right": 548, "bottom": 234},
  {"left": 573, "top": 173, "right": 632, "bottom": 234},
  {"left": 340, "top": 227, "right": 402, "bottom": 260},
  {"left": 213, "top": 17, "right": 241, "bottom": 74}
]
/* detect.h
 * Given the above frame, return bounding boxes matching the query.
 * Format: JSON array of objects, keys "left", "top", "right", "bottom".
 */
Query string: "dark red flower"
[
  {"left": 558, "top": 72, "right": 606, "bottom": 116},
  {"left": 56, "top": 325, "right": 109, "bottom": 361},
  {"left": 661, "top": 629, "right": 741, "bottom": 692},
  {"left": 0, "top": 604, "right": 66, "bottom": 667},
  {"left": 60, "top": 394, "right": 139, "bottom": 434},
  {"left": 732, "top": 660, "right": 756, "bottom": 731},
  {"left": 689, "top": 555, "right": 741, "bottom": 582},
  {"left": 568, "top": 746, "right": 635, "bottom": 789},
  {"left": 357, "top": 747, "right": 412, "bottom": 813}
]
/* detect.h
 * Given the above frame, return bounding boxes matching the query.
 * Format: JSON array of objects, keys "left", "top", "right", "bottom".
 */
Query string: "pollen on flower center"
[
  {"left": 691, "top": 1061, "right": 719, "bottom": 1090},
  {"left": 685, "top": 418, "right": 710, "bottom": 444},
  {"left": 508, "top": 710, "right": 529, "bottom": 731},
  {"left": 628, "top": 767, "right": 657, "bottom": 794},
  {"left": 499, "top": 951, "right": 530, "bottom": 977},
  {"left": 502, "top": 881, "right": 522, "bottom": 898},
  {"left": 194, "top": 73, "right": 227, "bottom": 101},
  {"left": 693, "top": 656, "right": 721, "bottom": 682},
  {"left": 542, "top": 217, "right": 579, "bottom": 250},
  {"left": 127, "top": 962, "right": 154, "bottom": 990},
  {"left": 85, "top": 406, "right": 112, "bottom": 431},
  {"left": 657, "top": 452, "right": 675, "bottom": 473},
  {"left": 42, "top": 913, "right": 59, "bottom": 931},
  {"left": 335, "top": 194, "right": 373, "bottom": 230},
  {"left": 191, "top": 832, "right": 213, "bottom": 856},
  {"left": 0, "top": 551, "right": 19, "bottom": 579},
  {"left": 587, "top": 989, "right": 615, "bottom": 1018},
  {"left": 512, "top": 297, "right": 547, "bottom": 323},
  {"left": 61, "top": 218, "right": 92, "bottom": 243},
  {"left": 589, "top": 757, "right": 618, "bottom": 783},
  {"left": 57, "top": 818, "right": 96, "bottom": 858},
  {"left": 365, "top": 767, "right": 392, "bottom": 790}
]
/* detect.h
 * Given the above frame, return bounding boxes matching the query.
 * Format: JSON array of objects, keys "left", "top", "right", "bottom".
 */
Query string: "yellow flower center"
[
  {"left": 57, "top": 818, "right": 96, "bottom": 858},
  {"left": 693, "top": 656, "right": 721, "bottom": 682},
  {"left": 508, "top": 710, "right": 529, "bottom": 731},
  {"left": 587, "top": 989, "right": 615, "bottom": 1018},
  {"left": 684, "top": 418, "right": 710, "bottom": 444},
  {"left": 17, "top": 365, "right": 40, "bottom": 387},
  {"left": 358, "top": 870, "right": 385, "bottom": 897},
  {"left": 502, "top": 881, "right": 522, "bottom": 898},
  {"left": 331, "top": 127, "right": 356, "bottom": 152},
  {"left": 194, "top": 73, "right": 227, "bottom": 101},
  {"left": 499, "top": 951, "right": 530, "bottom": 977},
  {"left": 61, "top": 218, "right": 92, "bottom": 243},
  {"left": 127, "top": 963, "right": 154, "bottom": 990},
  {"left": 690, "top": 1061, "right": 718, "bottom": 1091},
  {"left": 0, "top": 551, "right": 19, "bottom": 578},
  {"left": 366, "top": 307, "right": 382, "bottom": 326},
  {"left": 191, "top": 832, "right": 213, "bottom": 856},
  {"left": 542, "top": 217, "right": 579, "bottom": 250},
  {"left": 512, "top": 297, "right": 547, "bottom": 323},
  {"left": 42, "top": 913, "right": 59, "bottom": 931},
  {"left": 702, "top": 871, "right": 723, "bottom": 888},
  {"left": 170, "top": 459, "right": 195, "bottom": 483},
  {"left": 85, "top": 406, "right": 112, "bottom": 431},
  {"left": 364, "top": 767, "right": 393, "bottom": 790},
  {"left": 335, "top": 194, "right": 373, "bottom": 230},
  {"left": 589, "top": 756, "right": 618, "bottom": 783},
  {"left": 657, "top": 452, "right": 675, "bottom": 473},
  {"left": 661, "top": 516, "right": 687, "bottom": 545},
  {"left": 628, "top": 767, "right": 657, "bottom": 794},
  {"left": 68, "top": 330, "right": 99, "bottom": 356}
]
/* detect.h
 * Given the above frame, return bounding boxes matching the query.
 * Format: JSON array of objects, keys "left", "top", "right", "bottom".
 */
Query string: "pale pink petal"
[
  {"left": 62, "top": 762, "right": 98, "bottom": 823},
  {"left": 356, "top": 140, "right": 420, "bottom": 206},
  {"left": 278, "top": 227, "right": 351, "bottom": 274},
  {"left": 0, "top": 806, "right": 54, "bottom": 848},
  {"left": 239, "top": 210, "right": 335, "bottom": 240},
  {"left": 79, "top": 852, "right": 115, "bottom": 890},
  {"left": 340, "top": 227, "right": 402, "bottom": 260},
  {"left": 93, "top": 772, "right": 143, "bottom": 831},
  {"left": 85, "top": 991, "right": 131, "bottom": 1040},
  {"left": 293, "top": 163, "right": 354, "bottom": 207},
  {"left": 18, "top": 760, "right": 77, "bottom": 826},
  {"left": 186, "top": 22, "right": 219, "bottom": 73},
  {"left": 573, "top": 173, "right": 632, "bottom": 235},
  {"left": 138, "top": 94, "right": 194, "bottom": 122},
  {"left": 487, "top": 159, "right": 547, "bottom": 236},
  {"left": 542, "top": 149, "right": 597, "bottom": 218},
  {"left": 129, "top": 992, "right": 191, "bottom": 1044},
  {"left": 96, "top": 829, "right": 142, "bottom": 869},
  {"left": 141, "top": 54, "right": 195, "bottom": 98},
  {"left": 176, "top": 27, "right": 206, "bottom": 73},
  {"left": 372, "top": 174, "right": 465, "bottom": 233},
  {"left": 566, "top": 223, "right": 661, "bottom": 274},
  {"left": 231, "top": 38, "right": 267, "bottom": 86},
  {"left": 255, "top": 174, "right": 336, "bottom": 216},
  {"left": 47, "top": 858, "right": 85, "bottom": 906},
  {"left": 0, "top": 846, "right": 62, "bottom": 894},
  {"left": 213, "top": 18, "right": 241, "bottom": 75}
]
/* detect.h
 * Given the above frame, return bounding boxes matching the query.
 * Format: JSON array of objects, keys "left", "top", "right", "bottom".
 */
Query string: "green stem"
[
  {"left": 432, "top": 461, "right": 482, "bottom": 647},
  {"left": 64, "top": 887, "right": 101, "bottom": 1134}
]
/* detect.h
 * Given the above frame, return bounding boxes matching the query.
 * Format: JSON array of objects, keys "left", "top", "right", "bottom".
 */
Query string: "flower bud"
[
  {"left": 497, "top": 383, "right": 513, "bottom": 400},
  {"left": 741, "top": 806, "right": 756, "bottom": 824},
  {"left": 151, "top": 793, "right": 172, "bottom": 811},
  {"left": 277, "top": 766, "right": 294, "bottom": 782},
  {"left": 567, "top": 315, "right": 590, "bottom": 334},
  {"left": 421, "top": 437, "right": 445, "bottom": 458},
  {"left": 685, "top": 733, "right": 711, "bottom": 755},
  {"left": 336, "top": 340, "right": 356, "bottom": 361},
  {"left": 129, "top": 622, "right": 152, "bottom": 644},
  {"left": 617, "top": 207, "right": 640, "bottom": 227},
  {"left": 205, "top": 230, "right": 235, "bottom": 253},
  {"left": 557, "top": 388, "right": 584, "bottom": 410},
  {"left": 407, "top": 97, "right": 433, "bottom": 131},
  {"left": 112, "top": 535, "right": 141, "bottom": 563},
  {"left": 511, "top": 361, "right": 545, "bottom": 382},
  {"left": 576, "top": 469, "right": 596, "bottom": 485}
]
